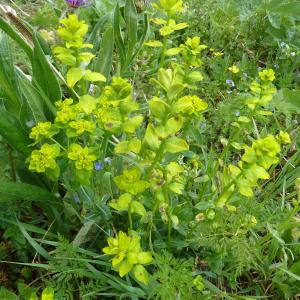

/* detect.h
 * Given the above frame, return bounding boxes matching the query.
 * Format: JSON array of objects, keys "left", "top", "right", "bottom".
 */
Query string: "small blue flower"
[
  {"left": 274, "top": 64, "right": 279, "bottom": 69},
  {"left": 94, "top": 161, "right": 104, "bottom": 171},
  {"left": 200, "top": 123, "right": 206, "bottom": 129},
  {"left": 73, "top": 194, "right": 80, "bottom": 203},
  {"left": 226, "top": 79, "right": 235, "bottom": 87},
  {"left": 227, "top": 90, "right": 233, "bottom": 94},
  {"left": 235, "top": 111, "right": 240, "bottom": 117}
]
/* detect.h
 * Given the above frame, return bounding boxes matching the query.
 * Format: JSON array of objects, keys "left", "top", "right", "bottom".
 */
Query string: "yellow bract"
[{"left": 103, "top": 231, "right": 152, "bottom": 284}]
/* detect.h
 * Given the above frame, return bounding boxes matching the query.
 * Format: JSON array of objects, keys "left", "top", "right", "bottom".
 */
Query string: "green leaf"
[
  {"left": 131, "top": 201, "right": 147, "bottom": 216},
  {"left": 18, "top": 75, "right": 47, "bottom": 123},
  {"left": 267, "top": 3, "right": 300, "bottom": 17},
  {"left": 67, "top": 67, "right": 84, "bottom": 88},
  {"left": 0, "top": 109, "right": 31, "bottom": 156},
  {"left": 165, "top": 47, "right": 182, "bottom": 56},
  {"left": 165, "top": 137, "right": 189, "bottom": 153},
  {"left": 95, "top": 27, "right": 114, "bottom": 79},
  {"left": 144, "top": 124, "right": 161, "bottom": 150},
  {"left": 0, "top": 33, "right": 22, "bottom": 114},
  {"left": 41, "top": 288, "right": 55, "bottom": 300},
  {"left": 0, "top": 16, "right": 33, "bottom": 60},
  {"left": 144, "top": 40, "right": 163, "bottom": 47},
  {"left": 188, "top": 71, "right": 203, "bottom": 82},
  {"left": 125, "top": 0, "right": 138, "bottom": 57},
  {"left": 32, "top": 33, "right": 61, "bottom": 104},
  {"left": 79, "top": 95, "right": 97, "bottom": 114},
  {"left": 83, "top": 70, "right": 106, "bottom": 82},
  {"left": 17, "top": 220, "right": 52, "bottom": 260},
  {"left": 133, "top": 264, "right": 149, "bottom": 285},
  {"left": 119, "top": 259, "right": 133, "bottom": 277},
  {"left": 273, "top": 88, "right": 300, "bottom": 114},
  {"left": 114, "top": 5, "right": 126, "bottom": 69},
  {"left": 72, "top": 220, "right": 95, "bottom": 247},
  {"left": 0, "top": 181, "right": 60, "bottom": 203},
  {"left": 0, "top": 287, "right": 18, "bottom": 300}
]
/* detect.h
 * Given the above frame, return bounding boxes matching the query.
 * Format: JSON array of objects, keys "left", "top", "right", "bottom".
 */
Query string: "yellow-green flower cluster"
[
  {"left": 144, "top": 68, "right": 207, "bottom": 154},
  {"left": 246, "top": 69, "right": 277, "bottom": 110},
  {"left": 114, "top": 167, "right": 150, "bottom": 195},
  {"left": 28, "top": 144, "right": 60, "bottom": 173},
  {"left": 55, "top": 98, "right": 79, "bottom": 125},
  {"left": 29, "top": 122, "right": 52, "bottom": 141},
  {"left": 179, "top": 37, "right": 207, "bottom": 66},
  {"left": 173, "top": 95, "right": 208, "bottom": 115},
  {"left": 103, "top": 231, "right": 153, "bottom": 284},
  {"left": 152, "top": 0, "right": 184, "bottom": 16},
  {"left": 96, "top": 77, "right": 143, "bottom": 134},
  {"left": 218, "top": 134, "right": 286, "bottom": 206},
  {"left": 53, "top": 14, "right": 106, "bottom": 88},
  {"left": 68, "top": 144, "right": 96, "bottom": 171},
  {"left": 68, "top": 120, "right": 95, "bottom": 136}
]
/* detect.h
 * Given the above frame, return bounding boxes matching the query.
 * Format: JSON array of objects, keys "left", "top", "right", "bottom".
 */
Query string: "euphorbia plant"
[{"left": 24, "top": 1, "right": 292, "bottom": 289}]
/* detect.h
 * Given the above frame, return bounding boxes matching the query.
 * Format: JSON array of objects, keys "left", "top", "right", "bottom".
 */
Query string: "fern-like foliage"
[{"left": 149, "top": 251, "right": 196, "bottom": 300}]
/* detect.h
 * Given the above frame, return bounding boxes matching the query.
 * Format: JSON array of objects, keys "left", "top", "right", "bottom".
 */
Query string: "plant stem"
[
  {"left": 128, "top": 201, "right": 133, "bottom": 231},
  {"left": 7, "top": 144, "right": 16, "bottom": 181},
  {"left": 158, "top": 17, "right": 170, "bottom": 69},
  {"left": 146, "top": 140, "right": 165, "bottom": 177},
  {"left": 159, "top": 36, "right": 168, "bottom": 69}
]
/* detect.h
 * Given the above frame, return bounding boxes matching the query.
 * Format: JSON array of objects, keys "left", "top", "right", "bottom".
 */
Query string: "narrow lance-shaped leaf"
[
  {"left": 114, "top": 4, "right": 126, "bottom": 70},
  {"left": 125, "top": 0, "right": 138, "bottom": 59},
  {"left": 32, "top": 33, "right": 62, "bottom": 104},
  {"left": 0, "top": 108, "right": 31, "bottom": 156},
  {"left": 95, "top": 26, "right": 114, "bottom": 80}
]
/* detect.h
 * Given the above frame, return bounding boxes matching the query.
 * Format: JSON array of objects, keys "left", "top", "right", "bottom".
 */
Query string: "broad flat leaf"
[
  {"left": 0, "top": 181, "right": 59, "bottom": 203},
  {"left": 17, "top": 220, "right": 52, "bottom": 260},
  {"left": 95, "top": 27, "right": 114, "bottom": 79},
  {"left": 125, "top": 0, "right": 138, "bottom": 57},
  {"left": 67, "top": 67, "right": 84, "bottom": 88},
  {"left": 273, "top": 88, "right": 300, "bottom": 114},
  {"left": 83, "top": 70, "right": 106, "bottom": 82},
  {"left": 72, "top": 220, "right": 95, "bottom": 247},
  {"left": 0, "top": 17, "right": 33, "bottom": 60},
  {"left": 79, "top": 95, "right": 97, "bottom": 114},
  {"left": 114, "top": 5, "right": 126, "bottom": 68},
  {"left": 32, "top": 33, "right": 61, "bottom": 104},
  {"left": 0, "top": 33, "right": 22, "bottom": 113},
  {"left": 165, "top": 137, "right": 189, "bottom": 153},
  {"left": 0, "top": 108, "right": 31, "bottom": 156}
]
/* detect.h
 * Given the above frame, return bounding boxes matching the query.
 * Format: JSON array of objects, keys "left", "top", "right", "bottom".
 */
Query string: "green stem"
[
  {"left": 215, "top": 170, "right": 244, "bottom": 205},
  {"left": 158, "top": 17, "right": 170, "bottom": 69},
  {"left": 159, "top": 36, "right": 168, "bottom": 69},
  {"left": 148, "top": 197, "right": 160, "bottom": 252},
  {"left": 128, "top": 201, "right": 133, "bottom": 231},
  {"left": 146, "top": 140, "right": 166, "bottom": 177},
  {"left": 7, "top": 144, "right": 16, "bottom": 181},
  {"left": 162, "top": 169, "right": 172, "bottom": 249},
  {"left": 167, "top": 216, "right": 172, "bottom": 249},
  {"left": 49, "top": 137, "right": 67, "bottom": 151}
]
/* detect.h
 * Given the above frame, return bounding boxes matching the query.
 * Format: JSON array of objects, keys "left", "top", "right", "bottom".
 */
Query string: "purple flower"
[
  {"left": 65, "top": 0, "right": 90, "bottom": 8},
  {"left": 94, "top": 162, "right": 104, "bottom": 171},
  {"left": 226, "top": 79, "right": 235, "bottom": 87}
]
